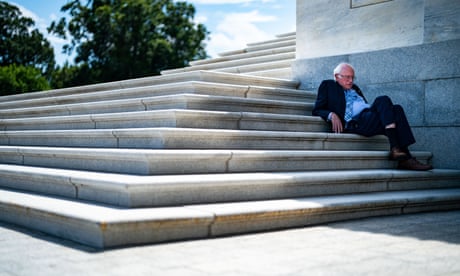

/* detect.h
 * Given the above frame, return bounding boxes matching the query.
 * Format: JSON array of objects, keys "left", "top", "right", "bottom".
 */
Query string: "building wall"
[{"left": 293, "top": 0, "right": 460, "bottom": 169}]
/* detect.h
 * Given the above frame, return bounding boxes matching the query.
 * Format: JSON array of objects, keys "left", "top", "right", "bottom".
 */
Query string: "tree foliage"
[
  {"left": 49, "top": 0, "right": 209, "bottom": 85},
  {"left": 0, "top": 1, "right": 55, "bottom": 77},
  {"left": 0, "top": 64, "right": 50, "bottom": 96}
]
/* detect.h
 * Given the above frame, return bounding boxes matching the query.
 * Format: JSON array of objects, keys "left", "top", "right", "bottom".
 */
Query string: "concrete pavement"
[{"left": 1, "top": 210, "right": 459, "bottom": 276}]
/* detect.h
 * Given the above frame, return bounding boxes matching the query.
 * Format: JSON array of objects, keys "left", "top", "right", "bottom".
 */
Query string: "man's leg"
[
  {"left": 392, "top": 104, "right": 416, "bottom": 149},
  {"left": 367, "top": 96, "right": 431, "bottom": 170},
  {"left": 370, "top": 96, "right": 416, "bottom": 159}
]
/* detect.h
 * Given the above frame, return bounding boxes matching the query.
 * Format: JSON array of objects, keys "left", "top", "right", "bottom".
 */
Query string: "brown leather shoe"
[
  {"left": 397, "top": 158, "right": 433, "bottom": 171},
  {"left": 390, "top": 147, "right": 409, "bottom": 161}
]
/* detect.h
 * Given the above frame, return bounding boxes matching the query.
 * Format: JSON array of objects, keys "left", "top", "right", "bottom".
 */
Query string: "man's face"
[{"left": 335, "top": 66, "right": 355, "bottom": 90}]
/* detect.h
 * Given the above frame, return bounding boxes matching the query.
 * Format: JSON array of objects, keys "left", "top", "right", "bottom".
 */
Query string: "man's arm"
[
  {"left": 312, "top": 80, "right": 344, "bottom": 133},
  {"left": 312, "top": 80, "right": 333, "bottom": 120}
]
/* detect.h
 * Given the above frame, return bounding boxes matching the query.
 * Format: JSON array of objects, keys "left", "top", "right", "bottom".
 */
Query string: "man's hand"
[{"left": 330, "top": 112, "right": 343, "bottom": 133}]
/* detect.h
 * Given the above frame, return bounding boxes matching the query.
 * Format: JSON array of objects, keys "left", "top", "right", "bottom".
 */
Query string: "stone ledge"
[
  {"left": 0, "top": 109, "right": 325, "bottom": 132},
  {"left": 163, "top": 58, "right": 294, "bottom": 75},
  {"left": 182, "top": 52, "right": 295, "bottom": 72},
  {"left": 216, "top": 60, "right": 294, "bottom": 75},
  {"left": 246, "top": 34, "right": 296, "bottom": 47},
  {"left": 246, "top": 67, "right": 293, "bottom": 79},
  {"left": 0, "top": 128, "right": 387, "bottom": 150},
  {"left": 0, "top": 94, "right": 312, "bottom": 119},
  {"left": 0, "top": 146, "right": 431, "bottom": 175},
  {"left": 0, "top": 81, "right": 311, "bottom": 110},
  {"left": 0, "top": 70, "right": 299, "bottom": 103},
  {"left": 191, "top": 45, "right": 295, "bottom": 66},
  {"left": 1, "top": 164, "right": 459, "bottom": 208},
  {"left": 1, "top": 188, "right": 459, "bottom": 248}
]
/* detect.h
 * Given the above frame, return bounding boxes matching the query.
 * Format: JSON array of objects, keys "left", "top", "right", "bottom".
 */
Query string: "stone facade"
[{"left": 293, "top": 0, "right": 460, "bottom": 169}]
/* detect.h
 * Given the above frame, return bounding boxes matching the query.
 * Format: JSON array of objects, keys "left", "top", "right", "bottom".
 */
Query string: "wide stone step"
[
  {"left": 214, "top": 59, "right": 294, "bottom": 75},
  {"left": 0, "top": 128, "right": 387, "bottom": 150},
  {"left": 0, "top": 81, "right": 311, "bottom": 110},
  {"left": 245, "top": 38, "right": 295, "bottom": 52},
  {"left": 1, "top": 187, "right": 459, "bottom": 248},
  {"left": 190, "top": 45, "right": 295, "bottom": 66},
  {"left": 0, "top": 110, "right": 327, "bottom": 132},
  {"left": 246, "top": 33, "right": 296, "bottom": 47},
  {"left": 246, "top": 67, "right": 293, "bottom": 79},
  {"left": 1, "top": 164, "right": 459, "bottom": 207},
  {"left": 0, "top": 71, "right": 299, "bottom": 104},
  {"left": 217, "top": 32, "right": 295, "bottom": 57},
  {"left": 276, "top": 32, "right": 296, "bottom": 38},
  {"left": 162, "top": 52, "right": 295, "bottom": 75},
  {"left": 0, "top": 94, "right": 312, "bottom": 119},
  {"left": 0, "top": 146, "right": 431, "bottom": 175}
]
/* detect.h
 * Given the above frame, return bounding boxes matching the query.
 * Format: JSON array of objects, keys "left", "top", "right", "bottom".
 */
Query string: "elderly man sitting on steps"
[{"left": 312, "top": 62, "right": 432, "bottom": 171}]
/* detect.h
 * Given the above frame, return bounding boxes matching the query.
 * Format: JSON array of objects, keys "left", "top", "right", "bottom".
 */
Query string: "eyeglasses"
[{"left": 337, "top": 74, "right": 355, "bottom": 81}]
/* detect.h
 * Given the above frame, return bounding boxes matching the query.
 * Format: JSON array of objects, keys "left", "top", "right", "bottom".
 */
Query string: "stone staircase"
[{"left": 1, "top": 32, "right": 460, "bottom": 249}]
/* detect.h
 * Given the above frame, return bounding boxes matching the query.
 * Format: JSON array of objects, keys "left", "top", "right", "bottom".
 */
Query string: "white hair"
[{"left": 333, "top": 63, "right": 355, "bottom": 79}]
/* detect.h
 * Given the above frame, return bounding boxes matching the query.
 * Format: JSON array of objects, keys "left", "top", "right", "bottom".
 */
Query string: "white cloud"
[
  {"left": 206, "top": 10, "right": 276, "bottom": 57},
  {"left": 11, "top": 2, "right": 46, "bottom": 29},
  {"left": 194, "top": 14, "right": 208, "bottom": 25}
]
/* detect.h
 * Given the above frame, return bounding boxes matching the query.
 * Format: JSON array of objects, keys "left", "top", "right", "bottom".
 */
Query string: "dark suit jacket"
[{"left": 312, "top": 79, "right": 367, "bottom": 126}]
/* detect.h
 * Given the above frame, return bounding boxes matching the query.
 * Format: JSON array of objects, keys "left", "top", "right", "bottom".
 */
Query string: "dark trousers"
[{"left": 346, "top": 96, "right": 416, "bottom": 149}]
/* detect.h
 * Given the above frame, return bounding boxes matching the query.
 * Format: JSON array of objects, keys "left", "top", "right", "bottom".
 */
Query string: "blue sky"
[{"left": 8, "top": 0, "right": 296, "bottom": 66}]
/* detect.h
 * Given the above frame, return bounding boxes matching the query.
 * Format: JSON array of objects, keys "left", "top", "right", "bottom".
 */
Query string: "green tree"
[
  {"left": 49, "top": 0, "right": 209, "bottom": 85},
  {"left": 50, "top": 62, "right": 97, "bottom": 89},
  {"left": 0, "top": 1, "right": 56, "bottom": 78},
  {"left": 0, "top": 64, "right": 50, "bottom": 96}
]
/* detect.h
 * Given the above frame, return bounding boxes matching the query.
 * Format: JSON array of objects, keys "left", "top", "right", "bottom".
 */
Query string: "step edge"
[{"left": 1, "top": 188, "right": 459, "bottom": 248}]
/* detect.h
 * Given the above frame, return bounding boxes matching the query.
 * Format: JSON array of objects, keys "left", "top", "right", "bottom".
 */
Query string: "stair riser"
[
  {"left": 0, "top": 130, "right": 387, "bottom": 150},
  {"left": 190, "top": 46, "right": 295, "bottom": 66},
  {"left": 0, "top": 82, "right": 311, "bottom": 110},
  {"left": 247, "top": 68, "right": 292, "bottom": 79},
  {"left": 1, "top": 167, "right": 459, "bottom": 207},
  {"left": 246, "top": 35, "right": 296, "bottom": 47},
  {"left": 0, "top": 189, "right": 214, "bottom": 248},
  {"left": 209, "top": 200, "right": 460, "bottom": 237},
  {"left": 0, "top": 149, "right": 428, "bottom": 175},
  {"left": 0, "top": 112, "right": 327, "bottom": 132},
  {"left": 0, "top": 96, "right": 311, "bottom": 119},
  {"left": 176, "top": 53, "right": 295, "bottom": 72},
  {"left": 0, "top": 71, "right": 299, "bottom": 104},
  {"left": 198, "top": 37, "right": 295, "bottom": 58},
  {"left": 246, "top": 39, "right": 296, "bottom": 52},
  {"left": 163, "top": 59, "right": 293, "bottom": 75},
  {"left": 1, "top": 188, "right": 459, "bottom": 248},
  {"left": 216, "top": 60, "right": 294, "bottom": 74}
]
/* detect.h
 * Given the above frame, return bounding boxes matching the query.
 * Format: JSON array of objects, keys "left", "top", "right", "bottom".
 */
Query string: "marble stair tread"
[
  {"left": 244, "top": 38, "right": 296, "bottom": 53},
  {"left": 213, "top": 59, "right": 294, "bottom": 75},
  {"left": 276, "top": 32, "right": 296, "bottom": 37},
  {"left": 0, "top": 146, "right": 431, "bottom": 175},
  {"left": 246, "top": 34, "right": 296, "bottom": 47},
  {"left": 161, "top": 53, "right": 294, "bottom": 75},
  {"left": 245, "top": 67, "right": 293, "bottom": 79},
  {"left": 0, "top": 109, "right": 327, "bottom": 132},
  {"left": 0, "top": 164, "right": 459, "bottom": 207},
  {"left": 190, "top": 45, "right": 295, "bottom": 66},
  {"left": 217, "top": 34, "right": 295, "bottom": 57},
  {"left": 0, "top": 81, "right": 311, "bottom": 110},
  {"left": 1, "top": 187, "right": 459, "bottom": 248},
  {"left": 0, "top": 94, "right": 312, "bottom": 119},
  {"left": 0, "top": 71, "right": 299, "bottom": 104},
  {"left": 0, "top": 128, "right": 387, "bottom": 150}
]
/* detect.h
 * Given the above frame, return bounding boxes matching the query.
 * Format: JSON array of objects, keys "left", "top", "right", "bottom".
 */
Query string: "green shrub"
[{"left": 0, "top": 65, "right": 50, "bottom": 96}]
